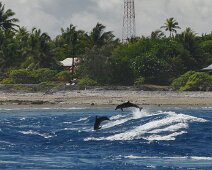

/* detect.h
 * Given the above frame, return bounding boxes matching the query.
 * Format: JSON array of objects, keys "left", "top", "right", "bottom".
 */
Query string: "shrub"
[
  {"left": 11, "top": 84, "right": 33, "bottom": 91},
  {"left": 38, "top": 81, "right": 56, "bottom": 91},
  {"left": 77, "top": 77, "right": 98, "bottom": 87},
  {"left": 32, "top": 68, "right": 57, "bottom": 83},
  {"left": 56, "top": 71, "right": 72, "bottom": 82},
  {"left": 1, "top": 78, "right": 14, "bottom": 84},
  {"left": 134, "top": 77, "right": 145, "bottom": 87},
  {"left": 171, "top": 71, "right": 195, "bottom": 90},
  {"left": 8, "top": 69, "right": 36, "bottom": 84},
  {"left": 180, "top": 72, "right": 212, "bottom": 91},
  {"left": 133, "top": 54, "right": 170, "bottom": 84},
  {"left": 3, "top": 68, "right": 58, "bottom": 84}
]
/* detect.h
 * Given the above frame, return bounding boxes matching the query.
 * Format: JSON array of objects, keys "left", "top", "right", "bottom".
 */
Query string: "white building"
[{"left": 60, "top": 58, "right": 80, "bottom": 73}]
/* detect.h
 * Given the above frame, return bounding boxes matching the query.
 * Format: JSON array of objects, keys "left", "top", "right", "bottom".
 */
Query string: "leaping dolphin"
[
  {"left": 94, "top": 116, "right": 110, "bottom": 130},
  {"left": 115, "top": 101, "right": 142, "bottom": 111}
]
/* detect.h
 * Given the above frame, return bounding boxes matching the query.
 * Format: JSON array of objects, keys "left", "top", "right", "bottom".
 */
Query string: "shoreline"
[{"left": 0, "top": 90, "right": 212, "bottom": 108}]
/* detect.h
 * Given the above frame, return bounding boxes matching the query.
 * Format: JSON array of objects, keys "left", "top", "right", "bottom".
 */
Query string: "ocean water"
[{"left": 0, "top": 106, "right": 211, "bottom": 169}]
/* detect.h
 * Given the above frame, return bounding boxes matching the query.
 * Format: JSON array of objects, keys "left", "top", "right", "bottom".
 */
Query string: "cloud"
[{"left": 1, "top": 0, "right": 212, "bottom": 38}]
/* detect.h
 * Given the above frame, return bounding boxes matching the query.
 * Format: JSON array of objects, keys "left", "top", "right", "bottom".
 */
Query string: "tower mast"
[{"left": 122, "top": 0, "right": 136, "bottom": 43}]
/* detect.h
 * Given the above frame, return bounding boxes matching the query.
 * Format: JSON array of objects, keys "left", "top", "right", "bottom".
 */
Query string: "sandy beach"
[{"left": 0, "top": 90, "right": 212, "bottom": 107}]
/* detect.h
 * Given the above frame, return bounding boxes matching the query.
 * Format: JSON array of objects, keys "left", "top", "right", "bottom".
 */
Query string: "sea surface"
[{"left": 0, "top": 106, "right": 211, "bottom": 169}]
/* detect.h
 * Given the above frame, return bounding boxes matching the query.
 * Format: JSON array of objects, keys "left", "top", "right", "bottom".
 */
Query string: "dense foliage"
[
  {"left": 0, "top": 2, "right": 212, "bottom": 90},
  {"left": 172, "top": 71, "right": 212, "bottom": 91},
  {"left": 2, "top": 68, "right": 57, "bottom": 84}
]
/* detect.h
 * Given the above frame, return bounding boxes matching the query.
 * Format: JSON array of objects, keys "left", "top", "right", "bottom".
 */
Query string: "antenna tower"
[{"left": 122, "top": 0, "right": 136, "bottom": 43}]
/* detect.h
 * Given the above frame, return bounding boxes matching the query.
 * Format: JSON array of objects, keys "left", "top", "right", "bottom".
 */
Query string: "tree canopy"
[
  {"left": 161, "top": 17, "right": 181, "bottom": 38},
  {"left": 0, "top": 2, "right": 19, "bottom": 31},
  {"left": 0, "top": 2, "right": 212, "bottom": 89}
]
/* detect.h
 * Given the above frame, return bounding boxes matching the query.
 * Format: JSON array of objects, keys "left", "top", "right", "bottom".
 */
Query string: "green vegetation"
[
  {"left": 134, "top": 77, "right": 145, "bottom": 88},
  {"left": 1, "top": 68, "right": 57, "bottom": 84},
  {"left": 0, "top": 2, "right": 212, "bottom": 91},
  {"left": 172, "top": 71, "right": 212, "bottom": 91},
  {"left": 0, "top": 2, "right": 19, "bottom": 31},
  {"left": 160, "top": 17, "right": 181, "bottom": 37},
  {"left": 171, "top": 71, "right": 196, "bottom": 90},
  {"left": 56, "top": 71, "right": 72, "bottom": 82},
  {"left": 77, "top": 77, "right": 98, "bottom": 87}
]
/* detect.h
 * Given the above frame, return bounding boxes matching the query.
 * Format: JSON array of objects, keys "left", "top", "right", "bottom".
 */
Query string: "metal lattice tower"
[{"left": 122, "top": 0, "right": 136, "bottom": 43}]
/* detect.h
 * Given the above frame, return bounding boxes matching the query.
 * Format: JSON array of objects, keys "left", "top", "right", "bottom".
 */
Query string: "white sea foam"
[
  {"left": 0, "top": 108, "right": 22, "bottom": 111},
  {"left": 19, "top": 130, "right": 54, "bottom": 139},
  {"left": 191, "top": 156, "right": 212, "bottom": 160},
  {"left": 148, "top": 123, "right": 188, "bottom": 133},
  {"left": 0, "top": 160, "right": 19, "bottom": 164},
  {"left": 0, "top": 140, "right": 15, "bottom": 145},
  {"left": 20, "top": 117, "right": 26, "bottom": 121},
  {"left": 110, "top": 114, "right": 126, "bottom": 120},
  {"left": 63, "top": 122, "right": 72, "bottom": 124},
  {"left": 74, "top": 117, "right": 88, "bottom": 122},
  {"left": 143, "top": 131, "right": 187, "bottom": 141},
  {"left": 102, "top": 109, "right": 156, "bottom": 130},
  {"left": 102, "top": 116, "right": 131, "bottom": 129},
  {"left": 63, "top": 128, "right": 79, "bottom": 131},
  {"left": 0, "top": 107, "right": 87, "bottom": 111},
  {"left": 85, "top": 110, "right": 207, "bottom": 141},
  {"left": 124, "top": 155, "right": 212, "bottom": 161}
]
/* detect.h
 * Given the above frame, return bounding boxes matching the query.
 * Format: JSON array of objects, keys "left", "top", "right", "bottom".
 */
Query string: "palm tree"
[
  {"left": 0, "top": 2, "right": 19, "bottom": 31},
  {"left": 60, "top": 24, "right": 85, "bottom": 56},
  {"left": 28, "top": 28, "right": 54, "bottom": 68},
  {"left": 59, "top": 24, "right": 86, "bottom": 75},
  {"left": 0, "top": 30, "right": 19, "bottom": 71},
  {"left": 176, "top": 27, "right": 197, "bottom": 51},
  {"left": 151, "top": 29, "right": 165, "bottom": 39},
  {"left": 160, "top": 17, "right": 181, "bottom": 38},
  {"left": 88, "top": 23, "right": 114, "bottom": 47}
]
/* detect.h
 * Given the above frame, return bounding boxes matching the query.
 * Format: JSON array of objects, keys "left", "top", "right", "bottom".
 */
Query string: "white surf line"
[
  {"left": 0, "top": 107, "right": 88, "bottom": 111},
  {"left": 124, "top": 155, "right": 212, "bottom": 161}
]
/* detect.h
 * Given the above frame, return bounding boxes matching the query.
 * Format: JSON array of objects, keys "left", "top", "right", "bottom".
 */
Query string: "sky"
[{"left": 1, "top": 0, "right": 212, "bottom": 38}]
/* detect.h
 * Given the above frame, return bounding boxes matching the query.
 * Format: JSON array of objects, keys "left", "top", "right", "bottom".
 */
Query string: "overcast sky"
[{"left": 1, "top": 0, "right": 212, "bottom": 38}]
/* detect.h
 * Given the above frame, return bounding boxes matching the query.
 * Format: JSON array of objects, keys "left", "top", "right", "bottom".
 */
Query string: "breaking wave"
[{"left": 85, "top": 110, "right": 207, "bottom": 141}]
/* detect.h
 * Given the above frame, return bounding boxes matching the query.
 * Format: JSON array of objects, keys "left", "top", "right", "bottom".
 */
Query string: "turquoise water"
[{"left": 0, "top": 106, "right": 211, "bottom": 169}]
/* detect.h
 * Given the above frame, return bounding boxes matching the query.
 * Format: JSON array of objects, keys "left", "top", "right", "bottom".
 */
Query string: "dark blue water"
[{"left": 0, "top": 106, "right": 211, "bottom": 169}]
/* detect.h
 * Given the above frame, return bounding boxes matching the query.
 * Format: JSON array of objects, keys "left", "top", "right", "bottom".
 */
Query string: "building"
[
  {"left": 201, "top": 64, "right": 212, "bottom": 75},
  {"left": 60, "top": 57, "right": 80, "bottom": 73}
]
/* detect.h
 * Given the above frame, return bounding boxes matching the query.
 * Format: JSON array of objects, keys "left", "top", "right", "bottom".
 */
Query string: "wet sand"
[{"left": 0, "top": 90, "right": 212, "bottom": 107}]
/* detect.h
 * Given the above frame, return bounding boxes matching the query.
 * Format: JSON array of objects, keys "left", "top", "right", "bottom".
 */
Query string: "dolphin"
[
  {"left": 94, "top": 116, "right": 110, "bottom": 130},
  {"left": 115, "top": 101, "right": 142, "bottom": 111}
]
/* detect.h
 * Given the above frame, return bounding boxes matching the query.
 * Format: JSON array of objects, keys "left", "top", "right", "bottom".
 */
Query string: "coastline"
[{"left": 0, "top": 90, "right": 212, "bottom": 108}]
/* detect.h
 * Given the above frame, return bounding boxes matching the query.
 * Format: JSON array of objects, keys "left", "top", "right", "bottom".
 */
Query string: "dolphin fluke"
[
  {"left": 94, "top": 116, "right": 110, "bottom": 130},
  {"left": 115, "top": 101, "right": 142, "bottom": 111}
]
